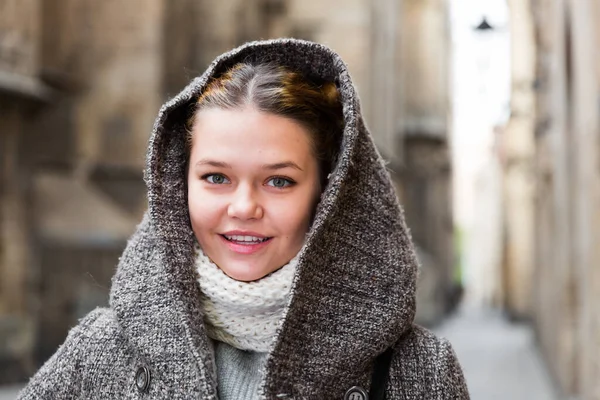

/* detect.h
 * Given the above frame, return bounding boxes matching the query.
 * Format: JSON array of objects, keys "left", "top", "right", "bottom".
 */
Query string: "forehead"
[{"left": 190, "top": 107, "right": 315, "bottom": 162}]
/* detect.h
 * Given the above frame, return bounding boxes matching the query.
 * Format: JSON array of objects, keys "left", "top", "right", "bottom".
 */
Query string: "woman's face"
[{"left": 188, "top": 107, "right": 321, "bottom": 281}]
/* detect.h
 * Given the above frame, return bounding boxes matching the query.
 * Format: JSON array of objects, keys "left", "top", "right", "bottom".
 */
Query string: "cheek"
[
  {"left": 187, "top": 184, "right": 221, "bottom": 232},
  {"left": 271, "top": 193, "right": 317, "bottom": 238}
]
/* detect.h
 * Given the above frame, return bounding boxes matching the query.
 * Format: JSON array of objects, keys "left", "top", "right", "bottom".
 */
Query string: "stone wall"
[
  {"left": 0, "top": 0, "right": 46, "bottom": 383},
  {"left": 402, "top": 136, "right": 454, "bottom": 325},
  {"left": 501, "top": 0, "right": 600, "bottom": 398},
  {"left": 398, "top": 0, "right": 455, "bottom": 325},
  {"left": 566, "top": 2, "right": 600, "bottom": 398},
  {"left": 0, "top": 0, "right": 161, "bottom": 380},
  {"left": 502, "top": 0, "right": 537, "bottom": 320}
]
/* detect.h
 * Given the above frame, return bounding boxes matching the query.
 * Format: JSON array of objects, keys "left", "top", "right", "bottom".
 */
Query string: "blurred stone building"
[
  {"left": 0, "top": 0, "right": 150, "bottom": 382},
  {"left": 498, "top": 0, "right": 600, "bottom": 398},
  {"left": 0, "top": 0, "right": 50, "bottom": 381},
  {"left": 397, "top": 0, "right": 456, "bottom": 325},
  {"left": 0, "top": 0, "right": 457, "bottom": 382}
]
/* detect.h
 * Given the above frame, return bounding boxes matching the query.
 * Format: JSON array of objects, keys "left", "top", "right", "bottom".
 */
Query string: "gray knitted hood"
[{"left": 110, "top": 39, "right": 418, "bottom": 397}]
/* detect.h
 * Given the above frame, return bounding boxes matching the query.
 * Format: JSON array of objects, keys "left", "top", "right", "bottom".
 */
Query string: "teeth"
[{"left": 224, "top": 235, "right": 268, "bottom": 243}]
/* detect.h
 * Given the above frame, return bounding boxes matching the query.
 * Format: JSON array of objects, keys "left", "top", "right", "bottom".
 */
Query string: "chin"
[{"left": 220, "top": 263, "right": 270, "bottom": 282}]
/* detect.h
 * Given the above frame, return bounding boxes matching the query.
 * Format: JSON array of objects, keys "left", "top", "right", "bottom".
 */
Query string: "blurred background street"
[
  {"left": 0, "top": 385, "right": 20, "bottom": 400},
  {"left": 1, "top": 0, "right": 599, "bottom": 398},
  {"left": 434, "top": 301, "right": 560, "bottom": 400}
]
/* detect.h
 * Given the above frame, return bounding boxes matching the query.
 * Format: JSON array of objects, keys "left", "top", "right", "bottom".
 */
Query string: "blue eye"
[
  {"left": 267, "top": 177, "right": 294, "bottom": 188},
  {"left": 204, "top": 174, "right": 230, "bottom": 184}
]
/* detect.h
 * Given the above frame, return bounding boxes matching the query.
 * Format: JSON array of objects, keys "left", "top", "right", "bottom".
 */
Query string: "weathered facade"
[
  {"left": 502, "top": 0, "right": 537, "bottom": 320},
  {"left": 398, "top": 0, "right": 455, "bottom": 325},
  {"left": 0, "top": 0, "right": 51, "bottom": 382},
  {"left": 0, "top": 0, "right": 157, "bottom": 379},
  {"left": 499, "top": 0, "right": 600, "bottom": 398}
]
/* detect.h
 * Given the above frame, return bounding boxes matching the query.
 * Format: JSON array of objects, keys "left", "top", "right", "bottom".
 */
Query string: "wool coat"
[{"left": 18, "top": 39, "right": 469, "bottom": 400}]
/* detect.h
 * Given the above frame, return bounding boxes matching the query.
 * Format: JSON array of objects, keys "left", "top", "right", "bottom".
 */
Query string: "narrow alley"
[
  {"left": 435, "top": 304, "right": 560, "bottom": 400},
  {"left": 0, "top": 385, "right": 21, "bottom": 400}
]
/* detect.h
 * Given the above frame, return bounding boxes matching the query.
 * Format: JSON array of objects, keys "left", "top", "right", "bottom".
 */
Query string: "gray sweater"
[
  {"left": 213, "top": 341, "right": 268, "bottom": 399},
  {"left": 18, "top": 39, "right": 469, "bottom": 399}
]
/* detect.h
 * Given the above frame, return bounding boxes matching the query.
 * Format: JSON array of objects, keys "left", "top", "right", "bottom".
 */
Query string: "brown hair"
[{"left": 186, "top": 63, "right": 344, "bottom": 188}]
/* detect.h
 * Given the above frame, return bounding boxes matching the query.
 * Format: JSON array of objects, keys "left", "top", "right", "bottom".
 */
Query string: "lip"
[
  {"left": 222, "top": 230, "right": 268, "bottom": 238},
  {"left": 219, "top": 231, "right": 273, "bottom": 255}
]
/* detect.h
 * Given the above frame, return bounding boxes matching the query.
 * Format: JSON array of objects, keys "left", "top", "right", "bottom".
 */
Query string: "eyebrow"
[
  {"left": 194, "top": 159, "right": 303, "bottom": 171},
  {"left": 262, "top": 161, "right": 303, "bottom": 171},
  {"left": 195, "top": 159, "right": 231, "bottom": 168}
]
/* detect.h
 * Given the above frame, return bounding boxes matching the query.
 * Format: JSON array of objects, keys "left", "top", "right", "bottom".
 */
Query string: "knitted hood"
[{"left": 110, "top": 39, "right": 418, "bottom": 398}]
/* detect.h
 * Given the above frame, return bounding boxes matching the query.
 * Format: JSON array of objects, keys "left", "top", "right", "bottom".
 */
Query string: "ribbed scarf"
[{"left": 195, "top": 248, "right": 298, "bottom": 352}]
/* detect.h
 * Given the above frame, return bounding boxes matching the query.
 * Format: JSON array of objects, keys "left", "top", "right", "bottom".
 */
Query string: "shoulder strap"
[{"left": 369, "top": 347, "right": 394, "bottom": 400}]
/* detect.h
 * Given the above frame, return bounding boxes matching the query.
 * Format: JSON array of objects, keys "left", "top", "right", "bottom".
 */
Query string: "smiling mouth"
[{"left": 221, "top": 234, "right": 272, "bottom": 244}]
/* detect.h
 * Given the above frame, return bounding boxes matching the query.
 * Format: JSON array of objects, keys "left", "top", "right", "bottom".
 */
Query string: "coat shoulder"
[
  {"left": 78, "top": 306, "right": 121, "bottom": 338},
  {"left": 18, "top": 307, "right": 131, "bottom": 400},
  {"left": 386, "top": 325, "right": 470, "bottom": 400},
  {"left": 393, "top": 325, "right": 451, "bottom": 357}
]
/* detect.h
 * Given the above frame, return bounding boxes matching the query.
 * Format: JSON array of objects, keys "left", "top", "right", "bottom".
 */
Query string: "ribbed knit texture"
[
  {"left": 214, "top": 341, "right": 268, "bottom": 400},
  {"left": 18, "top": 39, "right": 469, "bottom": 399},
  {"left": 195, "top": 247, "right": 297, "bottom": 352}
]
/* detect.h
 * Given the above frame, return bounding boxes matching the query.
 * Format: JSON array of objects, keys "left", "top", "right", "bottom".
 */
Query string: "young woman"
[{"left": 19, "top": 39, "right": 469, "bottom": 399}]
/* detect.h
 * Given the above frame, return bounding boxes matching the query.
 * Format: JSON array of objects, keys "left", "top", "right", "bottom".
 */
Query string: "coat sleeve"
[{"left": 17, "top": 308, "right": 107, "bottom": 400}]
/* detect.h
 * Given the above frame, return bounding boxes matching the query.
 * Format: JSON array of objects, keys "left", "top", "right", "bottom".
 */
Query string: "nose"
[{"left": 227, "top": 184, "right": 263, "bottom": 220}]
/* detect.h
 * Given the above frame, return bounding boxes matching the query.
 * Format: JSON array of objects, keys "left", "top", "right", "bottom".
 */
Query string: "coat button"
[
  {"left": 135, "top": 366, "right": 151, "bottom": 393},
  {"left": 344, "top": 386, "right": 369, "bottom": 400}
]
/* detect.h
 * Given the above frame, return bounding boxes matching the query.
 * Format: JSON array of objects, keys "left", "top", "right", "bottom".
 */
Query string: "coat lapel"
[{"left": 110, "top": 215, "right": 218, "bottom": 397}]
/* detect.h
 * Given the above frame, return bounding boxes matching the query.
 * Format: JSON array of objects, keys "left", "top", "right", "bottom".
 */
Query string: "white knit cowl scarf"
[{"left": 195, "top": 247, "right": 298, "bottom": 352}]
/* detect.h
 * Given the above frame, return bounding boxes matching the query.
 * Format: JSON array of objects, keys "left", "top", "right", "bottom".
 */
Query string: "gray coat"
[{"left": 18, "top": 39, "right": 469, "bottom": 400}]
